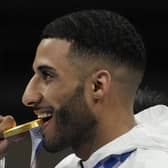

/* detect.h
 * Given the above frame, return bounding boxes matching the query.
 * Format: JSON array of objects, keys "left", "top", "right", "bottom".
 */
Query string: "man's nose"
[
  {"left": 22, "top": 90, "right": 42, "bottom": 107},
  {"left": 22, "top": 79, "right": 42, "bottom": 107}
]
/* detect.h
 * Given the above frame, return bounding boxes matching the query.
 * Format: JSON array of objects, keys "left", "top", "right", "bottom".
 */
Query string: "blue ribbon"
[{"left": 93, "top": 150, "right": 135, "bottom": 168}]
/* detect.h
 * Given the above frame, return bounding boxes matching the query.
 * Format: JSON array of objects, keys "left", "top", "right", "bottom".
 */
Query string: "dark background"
[{"left": 0, "top": 1, "right": 168, "bottom": 123}]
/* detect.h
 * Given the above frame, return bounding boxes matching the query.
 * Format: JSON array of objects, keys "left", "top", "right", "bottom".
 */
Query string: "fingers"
[
  {"left": 0, "top": 115, "right": 16, "bottom": 133},
  {"left": 0, "top": 115, "right": 17, "bottom": 158}
]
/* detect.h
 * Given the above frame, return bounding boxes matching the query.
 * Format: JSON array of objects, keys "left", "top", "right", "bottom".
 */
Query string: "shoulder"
[
  {"left": 55, "top": 153, "right": 81, "bottom": 168},
  {"left": 122, "top": 149, "right": 168, "bottom": 168}
]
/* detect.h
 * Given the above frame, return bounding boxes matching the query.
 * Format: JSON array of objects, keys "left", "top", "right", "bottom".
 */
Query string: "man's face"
[{"left": 22, "top": 39, "right": 97, "bottom": 152}]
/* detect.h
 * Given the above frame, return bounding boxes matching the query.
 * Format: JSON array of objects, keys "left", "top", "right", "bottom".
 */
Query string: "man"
[
  {"left": 1, "top": 9, "right": 168, "bottom": 167},
  {"left": 1, "top": 89, "right": 168, "bottom": 168}
]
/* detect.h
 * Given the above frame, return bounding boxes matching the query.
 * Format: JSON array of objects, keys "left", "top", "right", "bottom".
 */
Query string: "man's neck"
[{"left": 72, "top": 113, "right": 136, "bottom": 161}]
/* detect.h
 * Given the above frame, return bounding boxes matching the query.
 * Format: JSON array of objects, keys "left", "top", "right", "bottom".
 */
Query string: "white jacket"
[{"left": 55, "top": 105, "right": 168, "bottom": 168}]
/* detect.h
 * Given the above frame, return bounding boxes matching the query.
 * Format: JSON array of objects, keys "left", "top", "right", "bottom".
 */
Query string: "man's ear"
[{"left": 91, "top": 70, "right": 112, "bottom": 100}]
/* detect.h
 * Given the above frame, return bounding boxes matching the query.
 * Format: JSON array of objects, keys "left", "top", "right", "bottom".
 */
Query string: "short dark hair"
[
  {"left": 134, "top": 87, "right": 168, "bottom": 113},
  {"left": 42, "top": 9, "right": 146, "bottom": 73}
]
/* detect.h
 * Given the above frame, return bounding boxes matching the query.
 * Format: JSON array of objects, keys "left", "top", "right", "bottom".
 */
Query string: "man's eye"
[{"left": 41, "top": 71, "right": 54, "bottom": 80}]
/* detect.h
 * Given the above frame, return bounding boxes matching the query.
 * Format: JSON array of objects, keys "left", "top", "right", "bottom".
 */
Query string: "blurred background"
[{"left": 0, "top": 1, "right": 168, "bottom": 123}]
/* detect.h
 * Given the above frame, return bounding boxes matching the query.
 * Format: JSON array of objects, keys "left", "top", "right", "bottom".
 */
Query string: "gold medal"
[{"left": 3, "top": 119, "right": 44, "bottom": 138}]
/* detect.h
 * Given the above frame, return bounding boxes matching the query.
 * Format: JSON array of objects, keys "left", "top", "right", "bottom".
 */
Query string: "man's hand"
[{"left": 0, "top": 115, "right": 16, "bottom": 158}]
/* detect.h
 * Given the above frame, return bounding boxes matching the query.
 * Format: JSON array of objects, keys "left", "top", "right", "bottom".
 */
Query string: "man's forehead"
[
  {"left": 41, "top": 38, "right": 53, "bottom": 47},
  {"left": 38, "top": 38, "right": 71, "bottom": 51},
  {"left": 35, "top": 38, "right": 71, "bottom": 61},
  {"left": 33, "top": 38, "right": 73, "bottom": 71}
]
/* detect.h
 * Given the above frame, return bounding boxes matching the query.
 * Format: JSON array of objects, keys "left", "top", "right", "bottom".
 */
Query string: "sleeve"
[{"left": 0, "top": 157, "right": 5, "bottom": 168}]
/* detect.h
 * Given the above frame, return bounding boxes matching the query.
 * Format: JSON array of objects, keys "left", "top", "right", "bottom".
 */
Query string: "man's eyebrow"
[{"left": 37, "top": 65, "right": 57, "bottom": 73}]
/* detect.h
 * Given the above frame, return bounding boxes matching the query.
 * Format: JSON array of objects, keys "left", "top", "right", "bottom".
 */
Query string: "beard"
[{"left": 42, "top": 84, "right": 98, "bottom": 153}]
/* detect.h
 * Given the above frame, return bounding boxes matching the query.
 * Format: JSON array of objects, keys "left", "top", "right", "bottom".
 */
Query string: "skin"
[
  {"left": 22, "top": 38, "right": 136, "bottom": 160},
  {"left": 0, "top": 115, "right": 16, "bottom": 158}
]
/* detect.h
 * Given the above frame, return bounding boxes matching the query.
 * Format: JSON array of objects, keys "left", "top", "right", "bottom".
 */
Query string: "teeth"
[{"left": 38, "top": 113, "right": 52, "bottom": 119}]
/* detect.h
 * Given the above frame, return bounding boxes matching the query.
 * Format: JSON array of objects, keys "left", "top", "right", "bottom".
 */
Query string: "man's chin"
[{"left": 41, "top": 139, "right": 69, "bottom": 153}]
